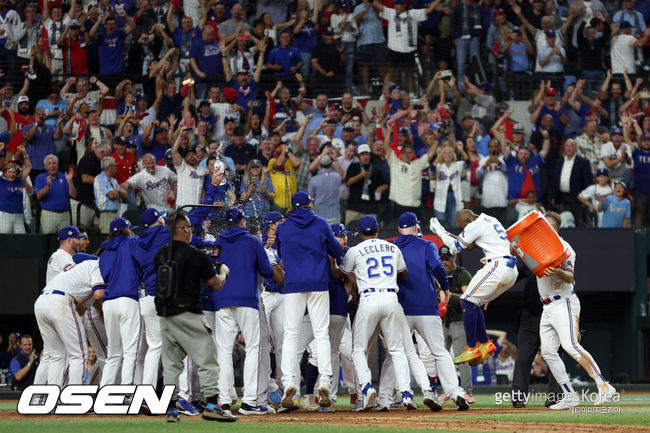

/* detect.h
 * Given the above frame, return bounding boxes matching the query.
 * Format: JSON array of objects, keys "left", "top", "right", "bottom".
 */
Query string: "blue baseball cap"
[
  {"left": 141, "top": 208, "right": 166, "bottom": 227},
  {"left": 291, "top": 191, "right": 314, "bottom": 208},
  {"left": 596, "top": 168, "right": 610, "bottom": 177},
  {"left": 109, "top": 217, "right": 132, "bottom": 233},
  {"left": 544, "top": 29, "right": 556, "bottom": 38},
  {"left": 225, "top": 206, "right": 249, "bottom": 223},
  {"left": 358, "top": 215, "right": 379, "bottom": 233},
  {"left": 72, "top": 253, "right": 98, "bottom": 264},
  {"left": 611, "top": 126, "right": 623, "bottom": 136},
  {"left": 58, "top": 225, "right": 85, "bottom": 240},
  {"left": 263, "top": 211, "right": 283, "bottom": 227},
  {"left": 330, "top": 223, "right": 350, "bottom": 237},
  {"left": 398, "top": 212, "right": 420, "bottom": 229}
]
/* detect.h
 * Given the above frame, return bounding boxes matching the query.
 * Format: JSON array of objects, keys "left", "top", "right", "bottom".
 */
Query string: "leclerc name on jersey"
[
  {"left": 358, "top": 243, "right": 396, "bottom": 257},
  {"left": 17, "top": 384, "right": 175, "bottom": 415}
]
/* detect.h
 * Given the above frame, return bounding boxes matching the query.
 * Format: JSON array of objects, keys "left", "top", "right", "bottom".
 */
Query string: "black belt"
[
  {"left": 43, "top": 208, "right": 70, "bottom": 214},
  {"left": 362, "top": 288, "right": 396, "bottom": 294},
  {"left": 542, "top": 290, "right": 575, "bottom": 305},
  {"left": 41, "top": 290, "right": 65, "bottom": 296},
  {"left": 486, "top": 256, "right": 516, "bottom": 268}
]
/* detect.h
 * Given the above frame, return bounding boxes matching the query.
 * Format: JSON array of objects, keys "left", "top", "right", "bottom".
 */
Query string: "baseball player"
[
  {"left": 96, "top": 217, "right": 142, "bottom": 386},
  {"left": 34, "top": 255, "right": 105, "bottom": 385},
  {"left": 214, "top": 207, "right": 276, "bottom": 414},
  {"left": 276, "top": 191, "right": 342, "bottom": 409},
  {"left": 340, "top": 215, "right": 413, "bottom": 410},
  {"left": 132, "top": 208, "right": 169, "bottom": 387},
  {"left": 392, "top": 212, "right": 470, "bottom": 410},
  {"left": 429, "top": 210, "right": 518, "bottom": 365},
  {"left": 536, "top": 212, "right": 616, "bottom": 410},
  {"left": 34, "top": 226, "right": 85, "bottom": 385}
]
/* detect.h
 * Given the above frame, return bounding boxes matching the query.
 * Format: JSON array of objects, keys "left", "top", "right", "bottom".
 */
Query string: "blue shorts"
[{"left": 357, "top": 43, "right": 388, "bottom": 65}]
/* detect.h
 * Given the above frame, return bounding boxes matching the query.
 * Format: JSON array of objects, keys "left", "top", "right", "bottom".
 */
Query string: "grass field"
[{"left": 1, "top": 393, "right": 649, "bottom": 433}]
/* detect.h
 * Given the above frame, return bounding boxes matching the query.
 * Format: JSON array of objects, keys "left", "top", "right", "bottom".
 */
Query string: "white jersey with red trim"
[
  {"left": 341, "top": 238, "right": 407, "bottom": 292},
  {"left": 452, "top": 213, "right": 511, "bottom": 259},
  {"left": 43, "top": 260, "right": 105, "bottom": 306},
  {"left": 536, "top": 238, "right": 575, "bottom": 300},
  {"left": 46, "top": 249, "right": 74, "bottom": 284}
]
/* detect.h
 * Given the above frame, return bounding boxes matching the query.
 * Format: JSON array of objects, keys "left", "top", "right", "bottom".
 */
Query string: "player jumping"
[{"left": 429, "top": 210, "right": 518, "bottom": 366}]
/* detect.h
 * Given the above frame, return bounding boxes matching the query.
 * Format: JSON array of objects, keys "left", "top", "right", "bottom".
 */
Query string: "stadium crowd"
[{"left": 0, "top": 0, "right": 649, "bottom": 233}]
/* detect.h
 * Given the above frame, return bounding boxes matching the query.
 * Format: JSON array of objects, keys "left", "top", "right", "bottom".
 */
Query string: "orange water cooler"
[{"left": 506, "top": 211, "right": 570, "bottom": 277}]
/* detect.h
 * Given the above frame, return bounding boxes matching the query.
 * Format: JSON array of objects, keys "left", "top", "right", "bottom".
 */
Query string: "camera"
[
  {"left": 413, "top": 103, "right": 424, "bottom": 110},
  {"left": 441, "top": 70, "right": 452, "bottom": 80}
]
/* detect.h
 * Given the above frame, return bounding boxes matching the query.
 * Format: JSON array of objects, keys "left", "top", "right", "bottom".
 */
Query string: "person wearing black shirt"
[
  {"left": 154, "top": 211, "right": 234, "bottom": 422},
  {"left": 344, "top": 144, "right": 388, "bottom": 223},
  {"left": 155, "top": 80, "right": 184, "bottom": 123},
  {"left": 511, "top": 261, "right": 562, "bottom": 408},
  {"left": 72, "top": 140, "right": 110, "bottom": 228},
  {"left": 311, "top": 27, "right": 346, "bottom": 98}
]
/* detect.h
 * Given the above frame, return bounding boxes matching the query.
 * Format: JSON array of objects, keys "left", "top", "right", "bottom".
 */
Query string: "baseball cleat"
[
  {"left": 374, "top": 404, "right": 390, "bottom": 412},
  {"left": 303, "top": 394, "right": 319, "bottom": 412},
  {"left": 453, "top": 345, "right": 481, "bottom": 364},
  {"left": 352, "top": 399, "right": 366, "bottom": 412},
  {"left": 281, "top": 386, "right": 297, "bottom": 409},
  {"left": 267, "top": 390, "right": 282, "bottom": 406},
  {"left": 190, "top": 399, "right": 206, "bottom": 412},
  {"left": 402, "top": 391, "right": 417, "bottom": 410},
  {"left": 438, "top": 393, "right": 450, "bottom": 404},
  {"left": 466, "top": 393, "right": 476, "bottom": 404},
  {"left": 423, "top": 391, "right": 442, "bottom": 412},
  {"left": 455, "top": 394, "right": 470, "bottom": 411},
  {"left": 202, "top": 402, "right": 237, "bottom": 421},
  {"left": 176, "top": 399, "right": 199, "bottom": 416},
  {"left": 594, "top": 383, "right": 617, "bottom": 406},
  {"left": 238, "top": 403, "right": 270, "bottom": 415},
  {"left": 549, "top": 392, "right": 580, "bottom": 410},
  {"left": 318, "top": 406, "right": 335, "bottom": 413},
  {"left": 469, "top": 340, "right": 497, "bottom": 366},
  {"left": 362, "top": 384, "right": 378, "bottom": 410},
  {"left": 166, "top": 408, "right": 180, "bottom": 423},
  {"left": 318, "top": 386, "right": 332, "bottom": 408}
]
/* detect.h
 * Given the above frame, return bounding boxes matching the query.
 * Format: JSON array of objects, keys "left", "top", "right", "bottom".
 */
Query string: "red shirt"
[
  {"left": 111, "top": 151, "right": 136, "bottom": 185},
  {"left": 61, "top": 36, "right": 89, "bottom": 75},
  {"left": 8, "top": 113, "right": 34, "bottom": 154}
]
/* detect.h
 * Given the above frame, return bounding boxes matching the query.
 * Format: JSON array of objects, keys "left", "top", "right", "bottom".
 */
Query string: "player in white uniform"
[
  {"left": 536, "top": 212, "right": 617, "bottom": 410},
  {"left": 34, "top": 226, "right": 85, "bottom": 385},
  {"left": 340, "top": 215, "right": 413, "bottom": 410},
  {"left": 429, "top": 210, "right": 518, "bottom": 365},
  {"left": 34, "top": 255, "right": 105, "bottom": 385}
]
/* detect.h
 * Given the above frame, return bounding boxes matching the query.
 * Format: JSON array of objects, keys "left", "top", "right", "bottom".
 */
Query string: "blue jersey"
[
  {"left": 601, "top": 196, "right": 631, "bottom": 228},
  {"left": 98, "top": 235, "right": 140, "bottom": 300},
  {"left": 633, "top": 147, "right": 650, "bottom": 194},
  {"left": 328, "top": 253, "right": 348, "bottom": 317}
]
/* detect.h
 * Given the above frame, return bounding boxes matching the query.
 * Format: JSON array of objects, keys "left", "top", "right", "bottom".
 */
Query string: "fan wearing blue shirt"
[
  {"left": 599, "top": 181, "right": 631, "bottom": 228},
  {"left": 190, "top": 26, "right": 224, "bottom": 99},
  {"left": 266, "top": 30, "right": 303, "bottom": 87},
  {"left": 88, "top": 13, "right": 136, "bottom": 76},
  {"left": 34, "top": 154, "right": 75, "bottom": 234}
]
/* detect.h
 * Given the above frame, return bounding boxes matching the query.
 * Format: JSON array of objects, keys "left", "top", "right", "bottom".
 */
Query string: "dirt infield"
[{"left": 3, "top": 406, "right": 650, "bottom": 433}]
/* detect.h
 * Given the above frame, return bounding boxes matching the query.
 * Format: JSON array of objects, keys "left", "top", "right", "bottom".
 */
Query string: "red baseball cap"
[{"left": 545, "top": 88, "right": 557, "bottom": 96}]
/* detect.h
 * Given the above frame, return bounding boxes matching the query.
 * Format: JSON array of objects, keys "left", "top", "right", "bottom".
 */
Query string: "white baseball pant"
[
  {"left": 261, "top": 290, "right": 284, "bottom": 385},
  {"left": 100, "top": 297, "right": 142, "bottom": 386},
  {"left": 257, "top": 298, "right": 277, "bottom": 404},
  {"left": 178, "top": 356, "right": 201, "bottom": 402},
  {"left": 307, "top": 313, "right": 348, "bottom": 401},
  {"left": 461, "top": 260, "right": 518, "bottom": 306},
  {"left": 352, "top": 291, "right": 411, "bottom": 394},
  {"left": 540, "top": 294, "right": 604, "bottom": 386},
  {"left": 281, "top": 291, "right": 332, "bottom": 391},
  {"left": 34, "top": 293, "right": 87, "bottom": 385},
  {"left": 203, "top": 310, "right": 235, "bottom": 403},
  {"left": 215, "top": 306, "right": 261, "bottom": 406},
  {"left": 339, "top": 319, "right": 356, "bottom": 392},
  {"left": 84, "top": 304, "right": 107, "bottom": 385},
  {"left": 139, "top": 295, "right": 162, "bottom": 386}
]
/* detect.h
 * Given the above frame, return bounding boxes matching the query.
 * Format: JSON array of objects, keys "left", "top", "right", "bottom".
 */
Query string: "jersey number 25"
[{"left": 367, "top": 256, "right": 394, "bottom": 278}]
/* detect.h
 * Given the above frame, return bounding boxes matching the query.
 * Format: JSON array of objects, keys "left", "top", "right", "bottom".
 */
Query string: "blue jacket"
[
  {"left": 263, "top": 246, "right": 284, "bottom": 293},
  {"left": 214, "top": 226, "right": 274, "bottom": 310},
  {"left": 276, "top": 208, "right": 342, "bottom": 293},
  {"left": 328, "top": 253, "right": 348, "bottom": 317},
  {"left": 132, "top": 225, "right": 169, "bottom": 296},
  {"left": 190, "top": 235, "right": 220, "bottom": 311},
  {"left": 187, "top": 182, "right": 229, "bottom": 227},
  {"left": 99, "top": 235, "right": 140, "bottom": 301},
  {"left": 393, "top": 234, "right": 450, "bottom": 316}
]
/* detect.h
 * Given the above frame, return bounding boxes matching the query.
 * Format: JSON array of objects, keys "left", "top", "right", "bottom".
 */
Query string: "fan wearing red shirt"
[
  {"left": 111, "top": 136, "right": 136, "bottom": 185},
  {"left": 57, "top": 20, "right": 89, "bottom": 76},
  {"left": 7, "top": 96, "right": 34, "bottom": 155},
  {"left": 204, "top": 0, "right": 227, "bottom": 41}
]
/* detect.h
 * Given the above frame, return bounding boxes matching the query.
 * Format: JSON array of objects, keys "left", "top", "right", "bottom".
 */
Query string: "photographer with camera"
[{"left": 154, "top": 211, "right": 234, "bottom": 423}]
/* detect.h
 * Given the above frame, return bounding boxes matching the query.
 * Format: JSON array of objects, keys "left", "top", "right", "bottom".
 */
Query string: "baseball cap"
[
  {"left": 17, "top": 95, "right": 29, "bottom": 104},
  {"left": 358, "top": 215, "right": 379, "bottom": 233},
  {"left": 398, "top": 212, "right": 420, "bottom": 229},
  {"left": 198, "top": 100, "right": 211, "bottom": 108},
  {"left": 154, "top": 126, "right": 168, "bottom": 134},
  {"left": 611, "top": 126, "right": 623, "bottom": 135},
  {"left": 326, "top": 118, "right": 338, "bottom": 125},
  {"left": 439, "top": 245, "right": 453, "bottom": 259},
  {"left": 513, "top": 123, "right": 525, "bottom": 133},
  {"left": 114, "top": 136, "right": 127, "bottom": 146},
  {"left": 512, "top": 26, "right": 522, "bottom": 35},
  {"left": 323, "top": 26, "right": 334, "bottom": 35},
  {"left": 291, "top": 191, "right": 314, "bottom": 208},
  {"left": 358, "top": 143, "right": 371, "bottom": 154},
  {"left": 250, "top": 159, "right": 262, "bottom": 168},
  {"left": 72, "top": 252, "right": 98, "bottom": 264},
  {"left": 320, "top": 154, "right": 333, "bottom": 166},
  {"left": 343, "top": 122, "right": 355, "bottom": 131},
  {"left": 109, "top": 217, "right": 132, "bottom": 233},
  {"left": 141, "top": 208, "right": 166, "bottom": 228},
  {"left": 596, "top": 168, "right": 610, "bottom": 177},
  {"left": 58, "top": 225, "right": 85, "bottom": 241},
  {"left": 263, "top": 211, "right": 283, "bottom": 227},
  {"left": 330, "top": 222, "right": 350, "bottom": 237},
  {"left": 545, "top": 87, "right": 557, "bottom": 96},
  {"left": 494, "top": 8, "right": 505, "bottom": 16},
  {"left": 544, "top": 29, "right": 556, "bottom": 38},
  {"left": 225, "top": 206, "right": 249, "bottom": 223},
  {"left": 462, "top": 112, "right": 473, "bottom": 120}
]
